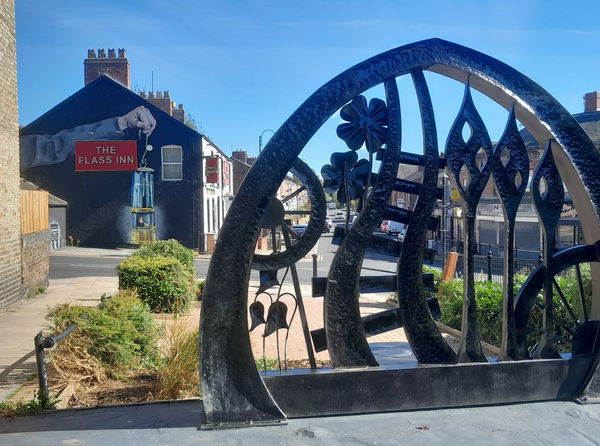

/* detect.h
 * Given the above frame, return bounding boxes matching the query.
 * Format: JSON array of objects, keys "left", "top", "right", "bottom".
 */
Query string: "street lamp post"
[{"left": 259, "top": 129, "right": 275, "bottom": 154}]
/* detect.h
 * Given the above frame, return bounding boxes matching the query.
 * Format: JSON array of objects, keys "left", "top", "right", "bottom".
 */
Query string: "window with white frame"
[{"left": 161, "top": 145, "right": 183, "bottom": 181}]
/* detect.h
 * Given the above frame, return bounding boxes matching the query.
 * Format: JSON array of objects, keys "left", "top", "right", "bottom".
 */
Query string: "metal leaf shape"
[
  {"left": 263, "top": 301, "right": 289, "bottom": 337},
  {"left": 492, "top": 105, "right": 530, "bottom": 220},
  {"left": 257, "top": 270, "right": 280, "bottom": 294},
  {"left": 249, "top": 301, "right": 265, "bottom": 331},
  {"left": 330, "top": 151, "right": 358, "bottom": 172},
  {"left": 531, "top": 140, "right": 564, "bottom": 232},
  {"left": 445, "top": 82, "right": 493, "bottom": 215}
]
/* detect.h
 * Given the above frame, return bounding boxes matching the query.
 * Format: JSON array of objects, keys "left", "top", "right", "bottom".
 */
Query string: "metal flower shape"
[
  {"left": 336, "top": 95, "right": 388, "bottom": 153},
  {"left": 321, "top": 152, "right": 371, "bottom": 204},
  {"left": 263, "top": 301, "right": 289, "bottom": 337},
  {"left": 249, "top": 301, "right": 266, "bottom": 331}
]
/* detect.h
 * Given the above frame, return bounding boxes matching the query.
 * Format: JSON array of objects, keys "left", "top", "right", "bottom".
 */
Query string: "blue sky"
[{"left": 15, "top": 1, "right": 600, "bottom": 173}]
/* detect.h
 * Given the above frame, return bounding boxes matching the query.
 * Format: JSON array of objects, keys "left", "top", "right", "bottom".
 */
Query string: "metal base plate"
[{"left": 264, "top": 357, "right": 593, "bottom": 418}]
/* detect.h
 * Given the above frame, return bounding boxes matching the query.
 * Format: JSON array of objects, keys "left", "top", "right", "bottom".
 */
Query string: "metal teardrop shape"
[
  {"left": 263, "top": 301, "right": 289, "bottom": 337},
  {"left": 249, "top": 301, "right": 266, "bottom": 331},
  {"left": 462, "top": 121, "right": 473, "bottom": 144},
  {"left": 491, "top": 105, "right": 529, "bottom": 219},
  {"left": 445, "top": 81, "right": 493, "bottom": 209},
  {"left": 500, "top": 147, "right": 510, "bottom": 167},
  {"left": 476, "top": 147, "right": 487, "bottom": 172}
]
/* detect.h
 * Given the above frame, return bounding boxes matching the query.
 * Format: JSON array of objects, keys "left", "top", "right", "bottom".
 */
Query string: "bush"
[
  {"left": 117, "top": 255, "right": 195, "bottom": 314},
  {"left": 437, "top": 267, "right": 591, "bottom": 349},
  {"left": 134, "top": 239, "right": 195, "bottom": 274},
  {"left": 48, "top": 291, "right": 161, "bottom": 373},
  {"left": 196, "top": 280, "right": 205, "bottom": 301}
]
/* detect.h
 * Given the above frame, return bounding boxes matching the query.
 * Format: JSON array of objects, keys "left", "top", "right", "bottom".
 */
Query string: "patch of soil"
[{"left": 63, "top": 371, "right": 158, "bottom": 408}]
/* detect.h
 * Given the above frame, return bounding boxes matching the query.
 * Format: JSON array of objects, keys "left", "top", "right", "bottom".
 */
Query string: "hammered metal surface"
[
  {"left": 445, "top": 82, "right": 491, "bottom": 363},
  {"left": 492, "top": 106, "right": 530, "bottom": 360},
  {"left": 324, "top": 78, "right": 400, "bottom": 368},
  {"left": 397, "top": 69, "right": 456, "bottom": 364},
  {"left": 251, "top": 158, "right": 326, "bottom": 271},
  {"left": 200, "top": 38, "right": 600, "bottom": 428},
  {"left": 531, "top": 141, "right": 564, "bottom": 359}
]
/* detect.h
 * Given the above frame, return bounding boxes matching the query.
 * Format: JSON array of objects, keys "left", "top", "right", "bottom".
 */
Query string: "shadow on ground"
[{"left": 0, "top": 399, "right": 204, "bottom": 433}]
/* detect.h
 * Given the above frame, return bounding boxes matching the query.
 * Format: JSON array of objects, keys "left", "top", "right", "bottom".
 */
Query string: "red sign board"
[
  {"left": 75, "top": 141, "right": 138, "bottom": 171},
  {"left": 206, "top": 157, "right": 220, "bottom": 183},
  {"left": 223, "top": 161, "right": 230, "bottom": 185}
]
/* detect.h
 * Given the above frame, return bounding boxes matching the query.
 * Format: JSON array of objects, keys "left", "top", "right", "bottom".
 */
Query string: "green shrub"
[
  {"left": 117, "top": 255, "right": 195, "bottom": 314},
  {"left": 134, "top": 239, "right": 195, "bottom": 274},
  {"left": 196, "top": 280, "right": 205, "bottom": 301},
  {"left": 49, "top": 290, "right": 160, "bottom": 371},
  {"left": 437, "top": 267, "right": 591, "bottom": 349}
]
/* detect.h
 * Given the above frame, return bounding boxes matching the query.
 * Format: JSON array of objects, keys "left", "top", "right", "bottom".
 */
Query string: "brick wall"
[
  {"left": 0, "top": 0, "right": 24, "bottom": 308},
  {"left": 21, "top": 230, "right": 50, "bottom": 293}
]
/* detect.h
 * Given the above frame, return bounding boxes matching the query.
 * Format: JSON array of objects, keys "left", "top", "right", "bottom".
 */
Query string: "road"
[{"left": 49, "top": 233, "right": 401, "bottom": 285}]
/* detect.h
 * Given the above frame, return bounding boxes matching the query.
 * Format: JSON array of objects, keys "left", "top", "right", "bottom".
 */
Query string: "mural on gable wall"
[{"left": 20, "top": 106, "right": 159, "bottom": 245}]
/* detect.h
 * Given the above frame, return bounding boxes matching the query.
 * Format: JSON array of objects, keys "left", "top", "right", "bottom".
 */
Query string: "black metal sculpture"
[
  {"left": 200, "top": 38, "right": 600, "bottom": 429},
  {"left": 530, "top": 141, "right": 565, "bottom": 359},
  {"left": 396, "top": 69, "right": 456, "bottom": 364},
  {"left": 492, "top": 106, "right": 530, "bottom": 360},
  {"left": 445, "top": 81, "right": 493, "bottom": 363}
]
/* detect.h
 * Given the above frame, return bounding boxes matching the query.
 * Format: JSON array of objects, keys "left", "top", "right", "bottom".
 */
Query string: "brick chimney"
[
  {"left": 144, "top": 90, "right": 173, "bottom": 115},
  {"left": 584, "top": 92, "right": 600, "bottom": 112},
  {"left": 84, "top": 48, "right": 130, "bottom": 87},
  {"left": 172, "top": 103, "right": 185, "bottom": 123},
  {"left": 232, "top": 150, "right": 248, "bottom": 164}
]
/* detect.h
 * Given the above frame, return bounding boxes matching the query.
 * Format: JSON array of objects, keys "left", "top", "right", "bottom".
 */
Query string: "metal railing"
[{"left": 34, "top": 323, "right": 77, "bottom": 405}]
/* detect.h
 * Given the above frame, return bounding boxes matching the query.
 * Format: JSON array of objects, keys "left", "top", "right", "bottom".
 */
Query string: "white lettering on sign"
[{"left": 96, "top": 146, "right": 117, "bottom": 154}]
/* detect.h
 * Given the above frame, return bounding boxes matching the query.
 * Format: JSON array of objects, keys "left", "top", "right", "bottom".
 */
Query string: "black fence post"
[
  {"left": 34, "top": 332, "right": 49, "bottom": 406},
  {"left": 312, "top": 253, "right": 318, "bottom": 278},
  {"left": 487, "top": 243, "right": 493, "bottom": 282}
]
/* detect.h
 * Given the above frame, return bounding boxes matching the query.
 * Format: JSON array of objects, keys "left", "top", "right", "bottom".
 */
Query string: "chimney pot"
[{"left": 584, "top": 92, "right": 600, "bottom": 112}]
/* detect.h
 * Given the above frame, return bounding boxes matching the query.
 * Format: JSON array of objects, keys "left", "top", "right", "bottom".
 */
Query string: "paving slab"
[
  {"left": 1, "top": 399, "right": 599, "bottom": 445},
  {"left": 0, "top": 277, "right": 118, "bottom": 401}
]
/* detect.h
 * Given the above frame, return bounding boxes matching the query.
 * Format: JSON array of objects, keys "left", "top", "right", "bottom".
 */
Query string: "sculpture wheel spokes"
[
  {"left": 252, "top": 158, "right": 326, "bottom": 272},
  {"left": 514, "top": 242, "right": 600, "bottom": 359}
]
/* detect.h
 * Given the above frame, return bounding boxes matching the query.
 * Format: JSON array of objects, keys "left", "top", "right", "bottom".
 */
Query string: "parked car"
[
  {"left": 397, "top": 229, "right": 406, "bottom": 242},
  {"left": 380, "top": 220, "right": 390, "bottom": 233},
  {"left": 334, "top": 211, "right": 345, "bottom": 220},
  {"left": 323, "top": 218, "right": 332, "bottom": 233},
  {"left": 386, "top": 220, "right": 405, "bottom": 235},
  {"left": 293, "top": 224, "right": 307, "bottom": 236}
]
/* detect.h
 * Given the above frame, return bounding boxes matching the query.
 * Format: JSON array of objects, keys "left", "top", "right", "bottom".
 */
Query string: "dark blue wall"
[{"left": 20, "top": 76, "right": 204, "bottom": 248}]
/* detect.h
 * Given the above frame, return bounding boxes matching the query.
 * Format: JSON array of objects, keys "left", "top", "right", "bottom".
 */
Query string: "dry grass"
[
  {"left": 48, "top": 335, "right": 107, "bottom": 386},
  {"left": 156, "top": 319, "right": 199, "bottom": 400}
]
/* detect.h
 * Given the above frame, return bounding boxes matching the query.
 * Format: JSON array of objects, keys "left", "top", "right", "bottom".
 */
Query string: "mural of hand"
[{"left": 118, "top": 106, "right": 157, "bottom": 136}]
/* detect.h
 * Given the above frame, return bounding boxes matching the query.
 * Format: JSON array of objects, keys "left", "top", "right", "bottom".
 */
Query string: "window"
[{"left": 161, "top": 145, "right": 183, "bottom": 181}]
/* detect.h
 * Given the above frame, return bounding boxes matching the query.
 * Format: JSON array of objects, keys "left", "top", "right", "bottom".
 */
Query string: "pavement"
[
  {"left": 1, "top": 246, "right": 599, "bottom": 444},
  {"left": 2, "top": 398, "right": 600, "bottom": 445}
]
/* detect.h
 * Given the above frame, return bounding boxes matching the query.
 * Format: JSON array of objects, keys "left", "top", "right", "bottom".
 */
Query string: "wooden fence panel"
[{"left": 20, "top": 190, "right": 48, "bottom": 235}]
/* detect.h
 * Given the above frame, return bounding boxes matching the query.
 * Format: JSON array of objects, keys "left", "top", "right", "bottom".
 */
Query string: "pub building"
[{"left": 19, "top": 49, "right": 232, "bottom": 250}]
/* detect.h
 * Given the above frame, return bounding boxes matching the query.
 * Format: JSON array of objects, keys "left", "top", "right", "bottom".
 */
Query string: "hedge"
[
  {"left": 134, "top": 239, "right": 195, "bottom": 274},
  {"left": 117, "top": 255, "right": 196, "bottom": 314},
  {"left": 437, "top": 264, "right": 592, "bottom": 350}
]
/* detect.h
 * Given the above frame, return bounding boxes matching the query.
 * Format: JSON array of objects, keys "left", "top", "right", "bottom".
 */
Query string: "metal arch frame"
[{"left": 200, "top": 38, "right": 600, "bottom": 429}]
